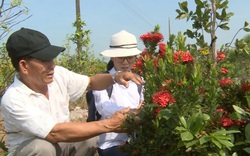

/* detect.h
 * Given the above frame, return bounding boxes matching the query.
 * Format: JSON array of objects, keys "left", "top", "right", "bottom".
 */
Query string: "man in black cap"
[{"left": 1, "top": 28, "right": 143, "bottom": 156}]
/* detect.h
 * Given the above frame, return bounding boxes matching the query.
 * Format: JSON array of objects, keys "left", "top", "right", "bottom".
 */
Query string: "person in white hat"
[{"left": 92, "top": 30, "right": 144, "bottom": 156}]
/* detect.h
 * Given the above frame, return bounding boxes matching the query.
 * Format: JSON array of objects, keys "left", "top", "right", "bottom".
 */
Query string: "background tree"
[
  {"left": 0, "top": 1, "right": 31, "bottom": 154},
  {"left": 0, "top": 0, "right": 31, "bottom": 97},
  {"left": 0, "top": 0, "right": 31, "bottom": 40},
  {"left": 175, "top": 0, "right": 250, "bottom": 66}
]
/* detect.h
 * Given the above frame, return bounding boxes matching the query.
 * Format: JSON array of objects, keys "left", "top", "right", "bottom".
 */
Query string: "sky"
[{"left": 4, "top": 0, "right": 250, "bottom": 59}]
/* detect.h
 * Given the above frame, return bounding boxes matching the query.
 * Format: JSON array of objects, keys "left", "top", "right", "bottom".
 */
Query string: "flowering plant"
[{"left": 123, "top": 24, "right": 250, "bottom": 155}]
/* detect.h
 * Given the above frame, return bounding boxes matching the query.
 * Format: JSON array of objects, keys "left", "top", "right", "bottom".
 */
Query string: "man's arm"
[
  {"left": 87, "top": 72, "right": 143, "bottom": 90},
  {"left": 45, "top": 107, "right": 134, "bottom": 143}
]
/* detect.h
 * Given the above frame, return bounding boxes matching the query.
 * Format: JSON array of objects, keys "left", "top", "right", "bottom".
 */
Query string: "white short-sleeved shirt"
[
  {"left": 93, "top": 68, "right": 144, "bottom": 149},
  {"left": 0, "top": 66, "right": 89, "bottom": 155}
]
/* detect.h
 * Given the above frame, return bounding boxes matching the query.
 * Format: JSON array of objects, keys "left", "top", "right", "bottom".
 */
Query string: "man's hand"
[
  {"left": 114, "top": 72, "right": 144, "bottom": 88},
  {"left": 105, "top": 107, "right": 140, "bottom": 132}
]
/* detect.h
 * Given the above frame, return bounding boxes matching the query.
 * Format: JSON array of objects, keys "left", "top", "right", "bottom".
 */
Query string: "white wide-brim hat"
[{"left": 101, "top": 30, "right": 142, "bottom": 57}]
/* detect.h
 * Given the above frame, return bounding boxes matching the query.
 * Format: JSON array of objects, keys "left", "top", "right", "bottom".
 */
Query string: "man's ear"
[{"left": 19, "top": 59, "right": 29, "bottom": 74}]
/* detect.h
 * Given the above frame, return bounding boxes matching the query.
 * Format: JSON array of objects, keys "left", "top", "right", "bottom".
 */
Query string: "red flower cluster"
[
  {"left": 241, "top": 82, "right": 250, "bottom": 92},
  {"left": 221, "top": 68, "right": 228, "bottom": 74},
  {"left": 152, "top": 91, "right": 176, "bottom": 107},
  {"left": 217, "top": 51, "right": 226, "bottom": 61},
  {"left": 217, "top": 108, "right": 247, "bottom": 127},
  {"left": 221, "top": 117, "right": 247, "bottom": 127},
  {"left": 140, "top": 32, "right": 164, "bottom": 43},
  {"left": 158, "top": 42, "right": 166, "bottom": 57},
  {"left": 219, "top": 78, "right": 234, "bottom": 87},
  {"left": 220, "top": 117, "right": 234, "bottom": 127},
  {"left": 132, "top": 50, "right": 150, "bottom": 74},
  {"left": 173, "top": 51, "right": 194, "bottom": 64}
]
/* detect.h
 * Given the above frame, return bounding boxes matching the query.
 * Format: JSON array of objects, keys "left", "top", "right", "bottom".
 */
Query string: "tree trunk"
[
  {"left": 211, "top": 0, "right": 217, "bottom": 67},
  {"left": 75, "top": 0, "right": 82, "bottom": 60}
]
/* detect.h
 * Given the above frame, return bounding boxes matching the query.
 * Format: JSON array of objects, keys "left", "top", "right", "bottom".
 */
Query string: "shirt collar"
[{"left": 13, "top": 73, "right": 38, "bottom": 96}]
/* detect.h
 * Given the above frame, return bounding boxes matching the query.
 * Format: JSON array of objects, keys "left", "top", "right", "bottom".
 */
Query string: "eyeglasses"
[{"left": 115, "top": 56, "right": 136, "bottom": 63}]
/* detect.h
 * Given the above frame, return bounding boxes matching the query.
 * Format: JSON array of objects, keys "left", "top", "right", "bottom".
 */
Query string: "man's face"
[{"left": 22, "top": 57, "right": 56, "bottom": 85}]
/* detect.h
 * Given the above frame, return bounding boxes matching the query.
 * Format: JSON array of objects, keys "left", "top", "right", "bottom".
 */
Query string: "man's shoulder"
[
  {"left": 1, "top": 83, "right": 25, "bottom": 109},
  {"left": 1, "top": 76, "right": 26, "bottom": 99},
  {"left": 53, "top": 66, "right": 71, "bottom": 80}
]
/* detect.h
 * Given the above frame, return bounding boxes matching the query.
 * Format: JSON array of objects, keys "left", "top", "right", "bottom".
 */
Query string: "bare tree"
[{"left": 0, "top": 0, "right": 31, "bottom": 41}]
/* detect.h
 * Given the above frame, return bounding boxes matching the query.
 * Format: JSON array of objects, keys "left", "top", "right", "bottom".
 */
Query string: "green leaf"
[
  {"left": 233, "top": 105, "right": 250, "bottom": 116},
  {"left": 158, "top": 108, "right": 172, "bottom": 120},
  {"left": 243, "top": 28, "right": 250, "bottom": 32},
  {"left": 218, "top": 23, "right": 230, "bottom": 30},
  {"left": 202, "top": 114, "right": 210, "bottom": 121},
  {"left": 213, "top": 135, "right": 229, "bottom": 140},
  {"left": 217, "top": 139, "right": 234, "bottom": 149},
  {"left": 245, "top": 124, "right": 250, "bottom": 140},
  {"left": 179, "top": 1, "right": 188, "bottom": 13},
  {"left": 186, "top": 140, "right": 199, "bottom": 148},
  {"left": 221, "top": 8, "right": 227, "bottom": 19},
  {"left": 179, "top": 116, "right": 187, "bottom": 128},
  {"left": 243, "top": 147, "right": 250, "bottom": 154},
  {"left": 176, "top": 12, "right": 188, "bottom": 19},
  {"left": 185, "top": 29, "right": 195, "bottom": 38},
  {"left": 213, "top": 130, "right": 240, "bottom": 135},
  {"left": 181, "top": 131, "right": 194, "bottom": 141},
  {"left": 175, "top": 126, "right": 187, "bottom": 132},
  {"left": 232, "top": 152, "right": 238, "bottom": 156},
  {"left": 211, "top": 138, "right": 222, "bottom": 149},
  {"left": 244, "top": 21, "right": 249, "bottom": 27},
  {"left": 199, "top": 136, "right": 210, "bottom": 145},
  {"left": 188, "top": 114, "right": 204, "bottom": 135},
  {"left": 195, "top": 0, "right": 203, "bottom": 6}
]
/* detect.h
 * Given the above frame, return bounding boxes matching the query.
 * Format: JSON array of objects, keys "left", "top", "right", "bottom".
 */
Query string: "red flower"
[
  {"left": 234, "top": 120, "right": 247, "bottom": 126},
  {"left": 198, "top": 87, "right": 206, "bottom": 98},
  {"left": 164, "top": 79, "right": 173, "bottom": 84},
  {"left": 241, "top": 82, "right": 250, "bottom": 92},
  {"left": 216, "top": 107, "right": 228, "bottom": 115},
  {"left": 181, "top": 52, "right": 193, "bottom": 63},
  {"left": 141, "top": 49, "right": 150, "bottom": 59},
  {"left": 155, "top": 107, "right": 163, "bottom": 115},
  {"left": 151, "top": 32, "right": 164, "bottom": 43},
  {"left": 158, "top": 42, "right": 166, "bottom": 57},
  {"left": 161, "top": 86, "right": 167, "bottom": 91},
  {"left": 173, "top": 51, "right": 193, "bottom": 64},
  {"left": 221, "top": 68, "right": 228, "bottom": 74},
  {"left": 217, "top": 51, "right": 226, "bottom": 61},
  {"left": 140, "top": 33, "right": 151, "bottom": 41},
  {"left": 153, "top": 57, "right": 159, "bottom": 67},
  {"left": 221, "top": 117, "right": 234, "bottom": 127},
  {"left": 173, "top": 52, "right": 181, "bottom": 63},
  {"left": 162, "top": 79, "right": 173, "bottom": 90},
  {"left": 152, "top": 91, "right": 176, "bottom": 107},
  {"left": 132, "top": 57, "right": 144, "bottom": 74},
  {"left": 140, "top": 32, "right": 164, "bottom": 43},
  {"left": 219, "top": 78, "right": 234, "bottom": 87}
]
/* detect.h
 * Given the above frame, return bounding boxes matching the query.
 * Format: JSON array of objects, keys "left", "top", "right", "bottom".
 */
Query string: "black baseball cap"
[{"left": 6, "top": 28, "right": 65, "bottom": 60}]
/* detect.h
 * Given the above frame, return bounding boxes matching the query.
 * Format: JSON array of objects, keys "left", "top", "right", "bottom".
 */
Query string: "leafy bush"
[
  {"left": 123, "top": 1, "right": 250, "bottom": 155},
  {"left": 125, "top": 26, "right": 249, "bottom": 155}
]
